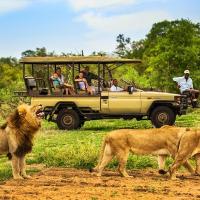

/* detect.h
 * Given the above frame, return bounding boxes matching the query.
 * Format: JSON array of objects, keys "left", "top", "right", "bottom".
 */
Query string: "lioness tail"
[{"left": 89, "top": 136, "right": 108, "bottom": 173}]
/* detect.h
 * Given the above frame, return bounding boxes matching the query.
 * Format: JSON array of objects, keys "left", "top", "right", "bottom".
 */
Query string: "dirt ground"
[{"left": 0, "top": 167, "right": 199, "bottom": 200}]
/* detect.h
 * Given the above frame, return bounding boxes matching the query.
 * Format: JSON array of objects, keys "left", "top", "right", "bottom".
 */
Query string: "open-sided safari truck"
[{"left": 16, "top": 56, "right": 187, "bottom": 129}]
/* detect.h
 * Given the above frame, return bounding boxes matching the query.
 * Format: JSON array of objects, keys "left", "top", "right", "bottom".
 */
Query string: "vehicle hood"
[{"left": 140, "top": 91, "right": 180, "bottom": 100}]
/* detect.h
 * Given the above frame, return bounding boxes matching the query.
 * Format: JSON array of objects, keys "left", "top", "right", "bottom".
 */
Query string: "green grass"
[
  {"left": 0, "top": 157, "right": 12, "bottom": 181},
  {"left": 0, "top": 157, "right": 40, "bottom": 181},
  {"left": 176, "top": 108, "right": 200, "bottom": 127},
  {"left": 0, "top": 108, "right": 199, "bottom": 181}
]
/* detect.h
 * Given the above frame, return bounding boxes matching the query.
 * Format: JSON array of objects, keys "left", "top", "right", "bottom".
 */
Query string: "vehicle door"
[
  {"left": 108, "top": 91, "right": 142, "bottom": 114},
  {"left": 100, "top": 91, "right": 109, "bottom": 113}
]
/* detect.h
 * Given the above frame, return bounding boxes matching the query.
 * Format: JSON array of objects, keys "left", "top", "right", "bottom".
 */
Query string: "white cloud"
[
  {"left": 0, "top": 0, "right": 170, "bottom": 14},
  {"left": 0, "top": 0, "right": 173, "bottom": 55},
  {"left": 73, "top": 10, "right": 172, "bottom": 54},
  {"left": 77, "top": 10, "right": 171, "bottom": 35},
  {"left": 66, "top": 0, "right": 172, "bottom": 11},
  {"left": 0, "top": 0, "right": 31, "bottom": 14},
  {"left": 67, "top": 0, "right": 137, "bottom": 11}
]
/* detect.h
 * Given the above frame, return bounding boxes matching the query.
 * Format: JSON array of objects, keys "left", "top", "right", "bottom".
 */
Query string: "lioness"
[
  {"left": 169, "top": 128, "right": 200, "bottom": 179},
  {"left": 92, "top": 126, "right": 199, "bottom": 179},
  {"left": 0, "top": 104, "right": 44, "bottom": 179}
]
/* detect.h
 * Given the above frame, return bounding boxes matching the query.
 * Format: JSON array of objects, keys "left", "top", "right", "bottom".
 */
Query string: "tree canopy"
[
  {"left": 115, "top": 19, "right": 200, "bottom": 91},
  {"left": 21, "top": 47, "right": 55, "bottom": 57}
]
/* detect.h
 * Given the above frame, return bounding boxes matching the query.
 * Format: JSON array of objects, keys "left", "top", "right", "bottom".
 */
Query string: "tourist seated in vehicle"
[
  {"left": 75, "top": 71, "right": 95, "bottom": 95},
  {"left": 82, "top": 66, "right": 98, "bottom": 86},
  {"left": 173, "top": 69, "right": 199, "bottom": 105},
  {"left": 50, "top": 67, "right": 75, "bottom": 95},
  {"left": 51, "top": 72, "right": 60, "bottom": 88},
  {"left": 110, "top": 79, "right": 124, "bottom": 92}
]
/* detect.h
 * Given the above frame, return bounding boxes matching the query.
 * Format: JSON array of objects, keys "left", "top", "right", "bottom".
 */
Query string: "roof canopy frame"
[{"left": 20, "top": 56, "right": 142, "bottom": 65}]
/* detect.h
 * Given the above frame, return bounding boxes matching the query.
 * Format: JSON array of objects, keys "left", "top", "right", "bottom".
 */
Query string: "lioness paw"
[
  {"left": 123, "top": 175, "right": 131, "bottom": 178},
  {"left": 22, "top": 174, "right": 32, "bottom": 179},
  {"left": 13, "top": 175, "right": 24, "bottom": 180},
  {"left": 194, "top": 171, "right": 200, "bottom": 176}
]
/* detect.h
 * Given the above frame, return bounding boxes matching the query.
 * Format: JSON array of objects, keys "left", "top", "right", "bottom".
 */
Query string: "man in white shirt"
[
  {"left": 110, "top": 79, "right": 124, "bottom": 92},
  {"left": 173, "top": 69, "right": 199, "bottom": 105}
]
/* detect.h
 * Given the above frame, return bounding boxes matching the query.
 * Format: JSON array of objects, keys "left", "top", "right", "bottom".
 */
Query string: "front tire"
[
  {"left": 56, "top": 109, "right": 80, "bottom": 130},
  {"left": 150, "top": 106, "right": 176, "bottom": 128}
]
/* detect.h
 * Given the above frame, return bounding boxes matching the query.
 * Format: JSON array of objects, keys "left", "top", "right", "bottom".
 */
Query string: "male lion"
[
  {"left": 0, "top": 104, "right": 44, "bottom": 179},
  {"left": 92, "top": 126, "right": 199, "bottom": 179}
]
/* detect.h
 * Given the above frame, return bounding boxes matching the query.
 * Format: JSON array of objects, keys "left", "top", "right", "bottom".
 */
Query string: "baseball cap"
[{"left": 184, "top": 69, "right": 190, "bottom": 74}]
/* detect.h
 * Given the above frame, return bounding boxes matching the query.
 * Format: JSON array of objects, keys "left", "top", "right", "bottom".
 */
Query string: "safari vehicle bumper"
[
  {"left": 176, "top": 95, "right": 188, "bottom": 115},
  {"left": 180, "top": 94, "right": 188, "bottom": 110},
  {"left": 169, "top": 102, "right": 186, "bottom": 115}
]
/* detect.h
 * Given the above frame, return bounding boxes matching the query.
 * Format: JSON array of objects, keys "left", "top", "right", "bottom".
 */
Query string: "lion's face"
[
  {"left": 17, "top": 104, "right": 44, "bottom": 129},
  {"left": 30, "top": 104, "right": 45, "bottom": 119}
]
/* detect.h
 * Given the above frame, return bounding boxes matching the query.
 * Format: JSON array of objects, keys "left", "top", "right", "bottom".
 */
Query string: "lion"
[
  {"left": 92, "top": 126, "right": 200, "bottom": 179},
  {"left": 0, "top": 104, "right": 44, "bottom": 180}
]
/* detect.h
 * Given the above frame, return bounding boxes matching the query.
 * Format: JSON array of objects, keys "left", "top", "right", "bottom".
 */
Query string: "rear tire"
[
  {"left": 56, "top": 109, "right": 80, "bottom": 130},
  {"left": 150, "top": 106, "right": 176, "bottom": 128}
]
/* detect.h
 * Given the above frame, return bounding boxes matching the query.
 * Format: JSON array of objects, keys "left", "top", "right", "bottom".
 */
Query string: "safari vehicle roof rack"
[{"left": 20, "top": 56, "right": 142, "bottom": 65}]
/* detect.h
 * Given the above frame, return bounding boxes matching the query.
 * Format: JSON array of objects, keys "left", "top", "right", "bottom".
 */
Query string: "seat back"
[
  {"left": 25, "top": 77, "right": 49, "bottom": 95},
  {"left": 24, "top": 77, "right": 37, "bottom": 91}
]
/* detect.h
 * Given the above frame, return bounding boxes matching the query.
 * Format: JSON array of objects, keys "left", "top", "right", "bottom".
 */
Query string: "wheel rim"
[
  {"left": 62, "top": 115, "right": 73, "bottom": 126},
  {"left": 157, "top": 112, "right": 169, "bottom": 124}
]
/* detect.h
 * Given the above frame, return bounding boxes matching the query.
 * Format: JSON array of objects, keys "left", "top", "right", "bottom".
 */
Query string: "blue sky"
[{"left": 0, "top": 0, "right": 199, "bottom": 58}]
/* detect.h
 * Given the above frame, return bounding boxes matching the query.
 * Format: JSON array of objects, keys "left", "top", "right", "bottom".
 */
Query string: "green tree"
[
  {"left": 91, "top": 51, "right": 107, "bottom": 56},
  {"left": 0, "top": 57, "right": 23, "bottom": 104},
  {"left": 115, "top": 35, "right": 147, "bottom": 77},
  {"left": 115, "top": 34, "right": 131, "bottom": 57},
  {"left": 115, "top": 34, "right": 145, "bottom": 59},
  {"left": 0, "top": 57, "right": 21, "bottom": 88},
  {"left": 143, "top": 19, "right": 200, "bottom": 91},
  {"left": 115, "top": 19, "right": 200, "bottom": 91},
  {"left": 130, "top": 39, "right": 145, "bottom": 59},
  {"left": 21, "top": 47, "right": 55, "bottom": 57}
]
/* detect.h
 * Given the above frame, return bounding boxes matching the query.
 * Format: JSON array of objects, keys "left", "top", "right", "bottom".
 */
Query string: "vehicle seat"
[
  {"left": 25, "top": 77, "right": 37, "bottom": 90},
  {"left": 25, "top": 77, "right": 48, "bottom": 95},
  {"left": 24, "top": 77, "right": 37, "bottom": 96}
]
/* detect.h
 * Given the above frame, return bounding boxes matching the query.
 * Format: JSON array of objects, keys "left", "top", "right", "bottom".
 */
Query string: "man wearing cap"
[{"left": 173, "top": 70, "right": 199, "bottom": 107}]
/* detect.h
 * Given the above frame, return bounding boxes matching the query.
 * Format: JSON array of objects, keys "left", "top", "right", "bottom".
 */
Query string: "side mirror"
[{"left": 127, "top": 86, "right": 135, "bottom": 94}]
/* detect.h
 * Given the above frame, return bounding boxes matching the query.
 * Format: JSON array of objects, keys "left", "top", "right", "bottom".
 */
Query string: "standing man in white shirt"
[
  {"left": 110, "top": 79, "right": 124, "bottom": 92},
  {"left": 173, "top": 70, "right": 199, "bottom": 106}
]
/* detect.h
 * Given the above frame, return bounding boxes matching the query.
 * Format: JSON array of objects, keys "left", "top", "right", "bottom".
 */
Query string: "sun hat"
[{"left": 184, "top": 69, "right": 190, "bottom": 74}]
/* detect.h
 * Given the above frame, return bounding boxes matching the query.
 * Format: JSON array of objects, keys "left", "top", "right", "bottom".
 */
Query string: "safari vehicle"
[{"left": 15, "top": 56, "right": 188, "bottom": 130}]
